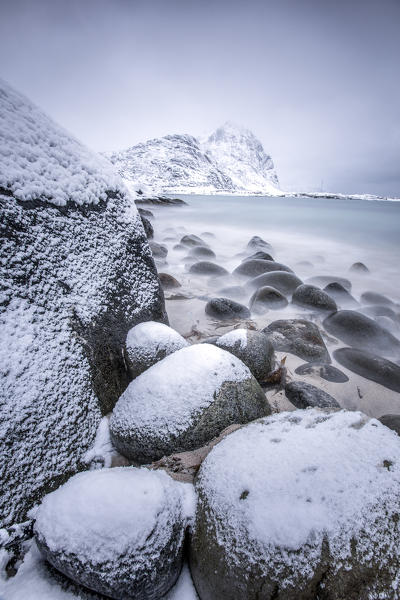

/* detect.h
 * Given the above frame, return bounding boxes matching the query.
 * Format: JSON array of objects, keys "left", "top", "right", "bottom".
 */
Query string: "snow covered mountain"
[{"left": 106, "top": 122, "right": 282, "bottom": 196}]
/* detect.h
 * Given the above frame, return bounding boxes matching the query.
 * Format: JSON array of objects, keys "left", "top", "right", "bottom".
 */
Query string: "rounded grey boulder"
[
  {"left": 249, "top": 286, "right": 288, "bottom": 313},
  {"left": 150, "top": 241, "right": 168, "bottom": 259},
  {"left": 110, "top": 344, "right": 270, "bottom": 463},
  {"left": 233, "top": 260, "right": 292, "bottom": 279},
  {"left": 242, "top": 250, "right": 274, "bottom": 262},
  {"left": 292, "top": 284, "right": 337, "bottom": 312},
  {"left": 205, "top": 298, "right": 251, "bottom": 320},
  {"left": 361, "top": 291, "right": 394, "bottom": 306},
  {"left": 349, "top": 262, "right": 369, "bottom": 273},
  {"left": 159, "top": 273, "right": 182, "bottom": 289},
  {"left": 181, "top": 234, "right": 208, "bottom": 248},
  {"left": 285, "top": 380, "right": 340, "bottom": 408},
  {"left": 323, "top": 282, "right": 359, "bottom": 308},
  {"left": 216, "top": 329, "right": 275, "bottom": 382},
  {"left": 35, "top": 468, "right": 190, "bottom": 600},
  {"left": 306, "top": 275, "right": 352, "bottom": 291},
  {"left": 333, "top": 347, "right": 400, "bottom": 393},
  {"left": 294, "top": 361, "right": 349, "bottom": 383},
  {"left": 189, "top": 246, "right": 216, "bottom": 259},
  {"left": 190, "top": 410, "right": 400, "bottom": 599},
  {"left": 247, "top": 271, "right": 303, "bottom": 295},
  {"left": 263, "top": 319, "right": 330, "bottom": 363},
  {"left": 246, "top": 235, "right": 272, "bottom": 252},
  {"left": 189, "top": 261, "right": 228, "bottom": 276}
]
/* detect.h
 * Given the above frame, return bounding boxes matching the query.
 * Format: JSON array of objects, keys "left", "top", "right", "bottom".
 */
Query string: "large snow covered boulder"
[
  {"left": 0, "top": 80, "right": 166, "bottom": 528},
  {"left": 34, "top": 468, "right": 193, "bottom": 599},
  {"left": 125, "top": 321, "right": 188, "bottom": 378},
  {"left": 110, "top": 344, "right": 270, "bottom": 463},
  {"left": 190, "top": 409, "right": 400, "bottom": 599}
]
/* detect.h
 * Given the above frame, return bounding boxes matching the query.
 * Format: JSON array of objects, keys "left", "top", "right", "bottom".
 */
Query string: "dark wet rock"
[
  {"left": 110, "top": 344, "right": 270, "bottom": 462},
  {"left": 323, "top": 310, "right": 400, "bottom": 358},
  {"left": 216, "top": 329, "right": 275, "bottom": 382},
  {"left": 323, "top": 282, "right": 359, "bottom": 308},
  {"left": 249, "top": 286, "right": 288, "bottom": 314},
  {"left": 159, "top": 273, "right": 182, "bottom": 289},
  {"left": 189, "top": 246, "right": 216, "bottom": 259},
  {"left": 306, "top": 275, "right": 352, "bottom": 291},
  {"left": 333, "top": 347, "right": 400, "bottom": 393},
  {"left": 349, "top": 262, "right": 369, "bottom": 274},
  {"left": 140, "top": 215, "right": 154, "bottom": 239},
  {"left": 292, "top": 284, "right": 337, "bottom": 312},
  {"left": 205, "top": 298, "right": 251, "bottom": 320},
  {"left": 359, "top": 305, "right": 398, "bottom": 321},
  {"left": 247, "top": 271, "right": 303, "bottom": 295},
  {"left": 35, "top": 468, "right": 187, "bottom": 600},
  {"left": 150, "top": 241, "right": 168, "bottom": 259},
  {"left": 263, "top": 319, "right": 330, "bottom": 363},
  {"left": 295, "top": 362, "right": 349, "bottom": 383},
  {"left": 246, "top": 235, "right": 273, "bottom": 252},
  {"left": 375, "top": 316, "right": 400, "bottom": 335},
  {"left": 360, "top": 291, "right": 394, "bottom": 306},
  {"left": 218, "top": 285, "right": 247, "bottom": 300},
  {"left": 285, "top": 380, "right": 340, "bottom": 408},
  {"left": 233, "top": 260, "right": 292, "bottom": 279},
  {"left": 136, "top": 196, "right": 187, "bottom": 206},
  {"left": 189, "top": 262, "right": 229, "bottom": 276},
  {"left": 180, "top": 234, "right": 208, "bottom": 247},
  {"left": 173, "top": 243, "right": 186, "bottom": 251},
  {"left": 242, "top": 251, "right": 274, "bottom": 262},
  {"left": 379, "top": 415, "right": 400, "bottom": 436},
  {"left": 137, "top": 207, "right": 154, "bottom": 219}
]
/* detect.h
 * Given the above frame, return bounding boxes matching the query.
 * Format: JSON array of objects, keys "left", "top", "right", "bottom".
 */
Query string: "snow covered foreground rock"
[
  {"left": 106, "top": 122, "right": 282, "bottom": 196},
  {"left": 110, "top": 343, "right": 270, "bottom": 463},
  {"left": 190, "top": 410, "right": 400, "bottom": 599},
  {"left": 0, "top": 79, "right": 166, "bottom": 529}
]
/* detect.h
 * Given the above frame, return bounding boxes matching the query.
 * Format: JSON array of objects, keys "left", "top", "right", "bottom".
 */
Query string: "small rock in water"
[
  {"left": 247, "top": 271, "right": 303, "bottom": 295},
  {"left": 306, "top": 275, "right": 352, "bottom": 291},
  {"left": 159, "top": 273, "right": 182, "bottom": 289},
  {"left": 138, "top": 207, "right": 154, "bottom": 219},
  {"left": 361, "top": 291, "right": 394, "bottom": 306},
  {"left": 150, "top": 241, "right": 168, "bottom": 259},
  {"left": 189, "top": 246, "right": 216, "bottom": 259},
  {"left": 349, "top": 262, "right": 369, "bottom": 274},
  {"left": 359, "top": 304, "right": 398, "bottom": 321},
  {"left": 263, "top": 318, "right": 330, "bottom": 363},
  {"left": 125, "top": 321, "right": 188, "bottom": 378},
  {"left": 233, "top": 259, "right": 292, "bottom": 279},
  {"left": 189, "top": 261, "right": 228, "bottom": 276},
  {"left": 205, "top": 297, "right": 251, "bottom": 320},
  {"left": 295, "top": 361, "right": 349, "bottom": 383},
  {"left": 216, "top": 329, "right": 275, "bottom": 382},
  {"left": 246, "top": 235, "right": 273, "bottom": 252},
  {"left": 218, "top": 285, "right": 247, "bottom": 300},
  {"left": 110, "top": 344, "right": 269, "bottom": 462},
  {"left": 249, "top": 286, "right": 288, "bottom": 313},
  {"left": 285, "top": 380, "right": 340, "bottom": 408},
  {"left": 323, "top": 310, "right": 400, "bottom": 358},
  {"left": 242, "top": 250, "right": 274, "bottom": 262},
  {"left": 34, "top": 468, "right": 191, "bottom": 600},
  {"left": 180, "top": 234, "right": 208, "bottom": 248},
  {"left": 333, "top": 347, "right": 400, "bottom": 393},
  {"left": 190, "top": 410, "right": 400, "bottom": 599},
  {"left": 292, "top": 283, "right": 337, "bottom": 312},
  {"left": 379, "top": 414, "right": 400, "bottom": 436},
  {"left": 323, "top": 282, "right": 359, "bottom": 308}
]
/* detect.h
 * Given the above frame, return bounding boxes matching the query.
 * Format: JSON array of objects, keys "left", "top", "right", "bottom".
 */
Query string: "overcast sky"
[{"left": 1, "top": 0, "right": 399, "bottom": 196}]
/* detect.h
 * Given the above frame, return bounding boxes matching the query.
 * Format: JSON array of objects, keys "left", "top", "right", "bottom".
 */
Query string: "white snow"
[
  {"left": 197, "top": 409, "right": 400, "bottom": 583},
  {"left": 34, "top": 468, "right": 193, "bottom": 566},
  {"left": 165, "top": 564, "right": 199, "bottom": 600},
  {"left": 0, "top": 78, "right": 122, "bottom": 206},
  {"left": 216, "top": 328, "right": 248, "bottom": 351},
  {"left": 105, "top": 123, "right": 282, "bottom": 197},
  {"left": 82, "top": 416, "right": 115, "bottom": 469},
  {"left": 110, "top": 343, "right": 251, "bottom": 441},
  {"left": 126, "top": 320, "right": 188, "bottom": 369}
]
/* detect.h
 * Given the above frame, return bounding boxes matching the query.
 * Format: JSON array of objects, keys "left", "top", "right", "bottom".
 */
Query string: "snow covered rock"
[
  {"left": 126, "top": 321, "right": 189, "bottom": 378},
  {"left": 110, "top": 344, "right": 269, "bottom": 463},
  {"left": 216, "top": 329, "right": 275, "bottom": 382},
  {"left": 34, "top": 468, "right": 193, "bottom": 599},
  {"left": 0, "top": 80, "right": 166, "bottom": 528},
  {"left": 105, "top": 123, "right": 282, "bottom": 196},
  {"left": 190, "top": 409, "right": 400, "bottom": 599}
]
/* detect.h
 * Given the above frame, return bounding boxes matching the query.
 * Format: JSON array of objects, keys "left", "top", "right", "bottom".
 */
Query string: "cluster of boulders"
[{"left": 31, "top": 315, "right": 400, "bottom": 599}]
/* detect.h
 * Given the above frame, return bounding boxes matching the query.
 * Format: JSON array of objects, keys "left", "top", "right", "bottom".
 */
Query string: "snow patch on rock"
[{"left": 216, "top": 328, "right": 248, "bottom": 351}]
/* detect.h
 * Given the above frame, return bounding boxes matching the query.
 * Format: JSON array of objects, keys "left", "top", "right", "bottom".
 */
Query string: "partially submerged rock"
[
  {"left": 181, "top": 234, "right": 208, "bottom": 248},
  {"left": 233, "top": 260, "right": 292, "bottom": 279},
  {"left": 125, "top": 321, "right": 188, "bottom": 378},
  {"left": 306, "top": 275, "right": 352, "bottom": 291},
  {"left": 159, "top": 273, "right": 182, "bottom": 289},
  {"left": 263, "top": 319, "right": 330, "bottom": 363},
  {"left": 242, "top": 250, "right": 274, "bottom": 262},
  {"left": 190, "top": 409, "right": 400, "bottom": 599},
  {"left": 34, "top": 468, "right": 192, "bottom": 599},
  {"left": 189, "top": 246, "right": 216, "bottom": 259},
  {"left": 361, "top": 291, "right": 394, "bottom": 306},
  {"left": 246, "top": 235, "right": 272, "bottom": 252},
  {"left": 285, "top": 380, "right": 340, "bottom": 408},
  {"left": 247, "top": 271, "right": 302, "bottom": 295},
  {"left": 333, "top": 347, "right": 400, "bottom": 393},
  {"left": 249, "top": 286, "right": 288, "bottom": 313},
  {"left": 189, "top": 261, "right": 228, "bottom": 276},
  {"left": 205, "top": 298, "right": 251, "bottom": 320},
  {"left": 150, "top": 241, "right": 168, "bottom": 259},
  {"left": 216, "top": 329, "right": 275, "bottom": 382},
  {"left": 349, "top": 261, "right": 369, "bottom": 273},
  {"left": 323, "top": 282, "right": 359, "bottom": 308},
  {"left": 110, "top": 344, "right": 269, "bottom": 463},
  {"left": 294, "top": 362, "right": 349, "bottom": 383},
  {"left": 292, "top": 284, "right": 337, "bottom": 312}
]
